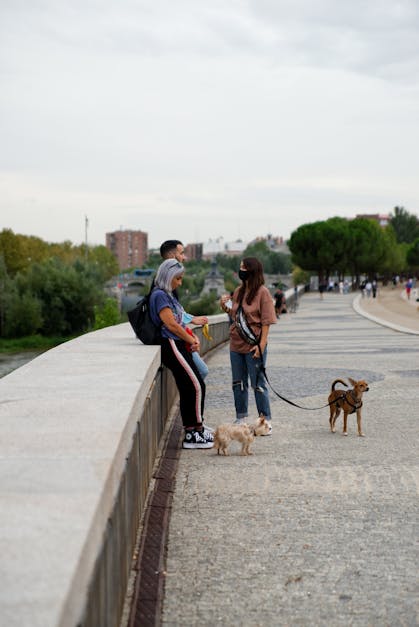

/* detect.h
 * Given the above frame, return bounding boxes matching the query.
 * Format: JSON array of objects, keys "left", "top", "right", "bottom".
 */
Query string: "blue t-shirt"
[{"left": 149, "top": 289, "right": 184, "bottom": 340}]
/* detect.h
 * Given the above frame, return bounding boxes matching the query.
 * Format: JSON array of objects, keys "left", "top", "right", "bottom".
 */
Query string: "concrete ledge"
[
  {"left": 0, "top": 317, "right": 230, "bottom": 627},
  {"left": 353, "top": 293, "right": 419, "bottom": 335}
]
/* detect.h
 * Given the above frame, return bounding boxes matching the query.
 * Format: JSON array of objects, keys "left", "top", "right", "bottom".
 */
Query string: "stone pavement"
[{"left": 160, "top": 290, "right": 419, "bottom": 626}]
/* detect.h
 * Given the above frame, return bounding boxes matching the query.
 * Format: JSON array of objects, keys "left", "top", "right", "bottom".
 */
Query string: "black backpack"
[{"left": 127, "top": 290, "right": 162, "bottom": 345}]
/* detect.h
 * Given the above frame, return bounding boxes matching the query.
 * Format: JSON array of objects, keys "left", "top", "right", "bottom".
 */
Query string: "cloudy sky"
[{"left": 1, "top": 0, "right": 418, "bottom": 249}]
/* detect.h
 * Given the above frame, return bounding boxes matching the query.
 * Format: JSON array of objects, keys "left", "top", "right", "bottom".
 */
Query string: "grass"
[{"left": 0, "top": 334, "right": 71, "bottom": 354}]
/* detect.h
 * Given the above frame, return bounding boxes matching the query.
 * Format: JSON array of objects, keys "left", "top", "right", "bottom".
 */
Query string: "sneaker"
[
  {"left": 233, "top": 418, "right": 246, "bottom": 425},
  {"left": 261, "top": 422, "right": 272, "bottom": 436},
  {"left": 202, "top": 427, "right": 214, "bottom": 442},
  {"left": 202, "top": 422, "right": 215, "bottom": 433},
  {"left": 183, "top": 428, "right": 214, "bottom": 449}
]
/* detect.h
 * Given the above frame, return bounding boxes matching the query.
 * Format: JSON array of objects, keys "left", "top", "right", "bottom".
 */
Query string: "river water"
[{"left": 0, "top": 351, "right": 44, "bottom": 379}]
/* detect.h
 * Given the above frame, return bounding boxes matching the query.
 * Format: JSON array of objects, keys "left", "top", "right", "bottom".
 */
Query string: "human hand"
[
  {"left": 190, "top": 335, "right": 200, "bottom": 352},
  {"left": 192, "top": 315, "right": 208, "bottom": 325},
  {"left": 250, "top": 344, "right": 264, "bottom": 359},
  {"left": 220, "top": 294, "right": 233, "bottom": 310}
]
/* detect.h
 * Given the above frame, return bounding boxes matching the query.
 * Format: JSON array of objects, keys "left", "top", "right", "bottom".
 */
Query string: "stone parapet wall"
[{"left": 0, "top": 316, "right": 230, "bottom": 627}]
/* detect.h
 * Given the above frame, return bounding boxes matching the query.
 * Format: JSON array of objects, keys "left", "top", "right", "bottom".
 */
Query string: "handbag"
[
  {"left": 234, "top": 298, "right": 260, "bottom": 346},
  {"left": 127, "top": 290, "right": 162, "bottom": 345}
]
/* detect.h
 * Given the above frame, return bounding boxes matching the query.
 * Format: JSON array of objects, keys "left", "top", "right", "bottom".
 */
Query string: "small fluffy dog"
[
  {"left": 214, "top": 416, "right": 271, "bottom": 456},
  {"left": 328, "top": 377, "right": 369, "bottom": 437}
]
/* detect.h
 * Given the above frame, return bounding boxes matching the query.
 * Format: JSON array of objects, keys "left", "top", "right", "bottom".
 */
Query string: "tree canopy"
[
  {"left": 288, "top": 215, "right": 412, "bottom": 283},
  {"left": 389, "top": 206, "right": 419, "bottom": 244},
  {"left": 0, "top": 229, "right": 119, "bottom": 279},
  {"left": 0, "top": 229, "right": 120, "bottom": 339}
]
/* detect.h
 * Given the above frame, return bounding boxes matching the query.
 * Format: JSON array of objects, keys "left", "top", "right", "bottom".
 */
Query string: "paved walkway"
[
  {"left": 160, "top": 289, "right": 419, "bottom": 626},
  {"left": 354, "top": 285, "right": 419, "bottom": 335}
]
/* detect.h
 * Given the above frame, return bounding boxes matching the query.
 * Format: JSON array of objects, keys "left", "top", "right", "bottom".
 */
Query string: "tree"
[
  {"left": 93, "top": 297, "right": 121, "bottom": 330},
  {"left": 389, "top": 206, "right": 419, "bottom": 244},
  {"left": 378, "top": 227, "right": 406, "bottom": 280},
  {"left": 242, "top": 241, "right": 292, "bottom": 274},
  {"left": 0, "top": 229, "right": 27, "bottom": 276},
  {"left": 346, "top": 218, "right": 387, "bottom": 283},
  {"left": 0, "top": 229, "right": 120, "bottom": 281},
  {"left": 16, "top": 258, "right": 105, "bottom": 336},
  {"left": 88, "top": 245, "right": 120, "bottom": 280},
  {"left": 292, "top": 267, "right": 310, "bottom": 287},
  {"left": 288, "top": 218, "right": 350, "bottom": 282},
  {"left": 0, "top": 255, "right": 12, "bottom": 336},
  {"left": 406, "top": 238, "right": 419, "bottom": 272},
  {"left": 2, "top": 291, "right": 43, "bottom": 338}
]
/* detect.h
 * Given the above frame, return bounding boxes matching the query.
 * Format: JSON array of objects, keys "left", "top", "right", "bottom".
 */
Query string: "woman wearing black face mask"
[{"left": 220, "top": 257, "right": 277, "bottom": 433}]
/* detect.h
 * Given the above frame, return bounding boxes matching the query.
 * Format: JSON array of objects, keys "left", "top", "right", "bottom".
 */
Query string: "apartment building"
[
  {"left": 184, "top": 242, "right": 203, "bottom": 261},
  {"left": 106, "top": 229, "right": 148, "bottom": 270}
]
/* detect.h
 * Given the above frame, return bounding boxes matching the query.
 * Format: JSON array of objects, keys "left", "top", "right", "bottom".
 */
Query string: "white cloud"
[{"left": 0, "top": 0, "right": 418, "bottom": 248}]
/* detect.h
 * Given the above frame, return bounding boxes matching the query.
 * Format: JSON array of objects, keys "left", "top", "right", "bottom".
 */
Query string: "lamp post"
[{"left": 85, "top": 215, "right": 88, "bottom": 261}]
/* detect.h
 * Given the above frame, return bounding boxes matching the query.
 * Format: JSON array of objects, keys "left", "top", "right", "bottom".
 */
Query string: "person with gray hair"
[{"left": 149, "top": 259, "right": 213, "bottom": 449}]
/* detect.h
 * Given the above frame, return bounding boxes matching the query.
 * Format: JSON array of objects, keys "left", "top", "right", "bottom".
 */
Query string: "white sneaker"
[{"left": 233, "top": 418, "right": 246, "bottom": 425}]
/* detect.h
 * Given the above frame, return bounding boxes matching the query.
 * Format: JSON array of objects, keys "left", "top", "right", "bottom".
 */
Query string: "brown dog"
[
  {"left": 214, "top": 416, "right": 271, "bottom": 455},
  {"left": 328, "top": 377, "right": 369, "bottom": 437}
]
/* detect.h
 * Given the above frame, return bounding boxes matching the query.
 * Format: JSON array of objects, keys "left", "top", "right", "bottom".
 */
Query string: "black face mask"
[{"left": 238, "top": 269, "right": 249, "bottom": 282}]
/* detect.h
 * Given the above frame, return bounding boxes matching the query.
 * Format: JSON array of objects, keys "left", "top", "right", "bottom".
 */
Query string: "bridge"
[
  {"left": 0, "top": 309, "right": 231, "bottom": 627},
  {"left": 0, "top": 287, "right": 417, "bottom": 626}
]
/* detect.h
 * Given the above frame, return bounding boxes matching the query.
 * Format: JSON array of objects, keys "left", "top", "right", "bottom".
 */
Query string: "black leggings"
[{"left": 160, "top": 338, "right": 205, "bottom": 430}]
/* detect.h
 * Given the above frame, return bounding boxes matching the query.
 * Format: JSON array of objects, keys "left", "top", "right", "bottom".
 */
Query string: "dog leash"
[
  {"left": 235, "top": 302, "right": 345, "bottom": 411},
  {"left": 255, "top": 343, "right": 345, "bottom": 411}
]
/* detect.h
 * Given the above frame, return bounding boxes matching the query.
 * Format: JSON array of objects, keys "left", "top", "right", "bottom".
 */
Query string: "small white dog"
[{"left": 213, "top": 416, "right": 270, "bottom": 456}]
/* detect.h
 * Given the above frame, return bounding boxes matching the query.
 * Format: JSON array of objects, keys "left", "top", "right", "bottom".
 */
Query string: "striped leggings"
[{"left": 160, "top": 338, "right": 205, "bottom": 429}]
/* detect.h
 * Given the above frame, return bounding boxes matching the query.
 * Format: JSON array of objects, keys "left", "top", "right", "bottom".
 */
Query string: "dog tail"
[{"left": 331, "top": 378, "right": 348, "bottom": 392}]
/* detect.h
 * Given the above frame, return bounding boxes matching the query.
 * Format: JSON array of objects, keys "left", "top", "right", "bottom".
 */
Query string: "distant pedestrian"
[
  {"left": 406, "top": 278, "right": 413, "bottom": 300},
  {"left": 372, "top": 280, "right": 377, "bottom": 298},
  {"left": 365, "top": 281, "right": 372, "bottom": 298},
  {"left": 274, "top": 288, "right": 287, "bottom": 317}
]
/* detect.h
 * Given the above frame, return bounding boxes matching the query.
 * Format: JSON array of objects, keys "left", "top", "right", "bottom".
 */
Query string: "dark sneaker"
[
  {"left": 183, "top": 428, "right": 214, "bottom": 449},
  {"left": 202, "top": 427, "right": 214, "bottom": 441}
]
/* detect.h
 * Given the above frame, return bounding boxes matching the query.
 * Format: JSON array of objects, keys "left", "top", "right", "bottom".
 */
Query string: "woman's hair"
[
  {"left": 238, "top": 257, "right": 265, "bottom": 304},
  {"left": 154, "top": 258, "right": 184, "bottom": 293}
]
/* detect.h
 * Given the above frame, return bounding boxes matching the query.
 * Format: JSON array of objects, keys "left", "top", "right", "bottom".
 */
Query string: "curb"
[{"left": 352, "top": 294, "right": 419, "bottom": 335}]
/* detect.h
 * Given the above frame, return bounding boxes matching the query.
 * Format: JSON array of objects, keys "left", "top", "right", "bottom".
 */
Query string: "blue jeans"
[
  {"left": 230, "top": 349, "right": 271, "bottom": 421},
  {"left": 192, "top": 351, "right": 209, "bottom": 380}
]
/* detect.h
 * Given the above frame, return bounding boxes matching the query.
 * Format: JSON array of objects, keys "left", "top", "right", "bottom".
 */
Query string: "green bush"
[
  {"left": 3, "top": 292, "right": 43, "bottom": 338},
  {"left": 186, "top": 293, "right": 220, "bottom": 316},
  {"left": 93, "top": 298, "right": 121, "bottom": 330}
]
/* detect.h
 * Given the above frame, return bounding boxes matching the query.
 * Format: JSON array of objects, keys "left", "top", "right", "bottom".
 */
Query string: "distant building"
[
  {"left": 250, "top": 234, "right": 290, "bottom": 254},
  {"left": 356, "top": 214, "right": 390, "bottom": 228},
  {"left": 185, "top": 242, "right": 203, "bottom": 261},
  {"left": 106, "top": 229, "right": 148, "bottom": 270},
  {"left": 202, "top": 237, "right": 247, "bottom": 259}
]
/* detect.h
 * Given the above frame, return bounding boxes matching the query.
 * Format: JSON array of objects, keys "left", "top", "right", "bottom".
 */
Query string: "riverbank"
[
  {"left": 0, "top": 335, "right": 70, "bottom": 378},
  {"left": 0, "top": 350, "right": 46, "bottom": 378}
]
